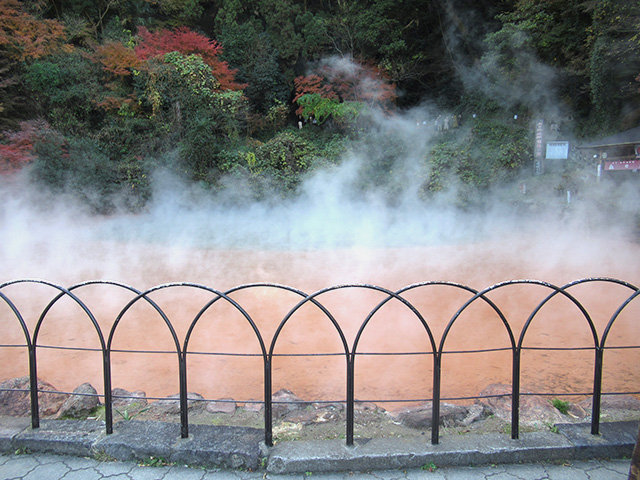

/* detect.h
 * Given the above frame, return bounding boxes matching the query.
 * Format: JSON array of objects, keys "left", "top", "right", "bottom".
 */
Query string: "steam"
[{"left": 1, "top": 53, "right": 639, "bottom": 290}]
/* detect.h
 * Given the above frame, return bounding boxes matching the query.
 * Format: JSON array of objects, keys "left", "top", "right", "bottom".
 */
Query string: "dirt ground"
[{"left": 104, "top": 399, "right": 640, "bottom": 444}]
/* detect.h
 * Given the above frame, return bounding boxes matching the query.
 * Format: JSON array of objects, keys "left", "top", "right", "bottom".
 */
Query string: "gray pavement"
[
  {"left": 0, "top": 416, "right": 637, "bottom": 479},
  {"left": 0, "top": 452, "right": 632, "bottom": 480}
]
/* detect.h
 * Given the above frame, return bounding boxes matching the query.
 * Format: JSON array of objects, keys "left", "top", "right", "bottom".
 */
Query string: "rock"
[
  {"left": 312, "top": 402, "right": 345, "bottom": 413},
  {"left": 243, "top": 400, "right": 264, "bottom": 412},
  {"left": 272, "top": 421, "right": 302, "bottom": 438},
  {"left": 462, "top": 403, "right": 489, "bottom": 426},
  {"left": 0, "top": 377, "right": 66, "bottom": 416},
  {"left": 111, "top": 388, "right": 147, "bottom": 408},
  {"left": 478, "top": 384, "right": 566, "bottom": 427},
  {"left": 390, "top": 402, "right": 469, "bottom": 429},
  {"left": 313, "top": 408, "right": 341, "bottom": 423},
  {"left": 206, "top": 398, "right": 237, "bottom": 414},
  {"left": 58, "top": 383, "right": 99, "bottom": 419},
  {"left": 150, "top": 392, "right": 206, "bottom": 414},
  {"left": 355, "top": 401, "right": 382, "bottom": 412},
  {"left": 630, "top": 424, "right": 640, "bottom": 480},
  {"left": 282, "top": 409, "right": 318, "bottom": 424},
  {"left": 271, "top": 389, "right": 307, "bottom": 419},
  {"left": 567, "top": 402, "right": 588, "bottom": 419},
  {"left": 579, "top": 394, "right": 640, "bottom": 411}
]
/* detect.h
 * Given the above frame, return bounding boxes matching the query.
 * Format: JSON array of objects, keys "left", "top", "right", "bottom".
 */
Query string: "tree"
[
  {"left": 25, "top": 50, "right": 103, "bottom": 134},
  {"left": 137, "top": 51, "right": 248, "bottom": 178},
  {"left": 0, "top": 54, "right": 28, "bottom": 129},
  {"left": 135, "top": 26, "right": 244, "bottom": 91},
  {"left": 0, "top": 0, "right": 67, "bottom": 61},
  {"left": 486, "top": 0, "right": 593, "bottom": 121},
  {"left": 47, "top": 0, "right": 131, "bottom": 39},
  {"left": 293, "top": 58, "right": 396, "bottom": 124},
  {"left": 256, "top": 0, "right": 303, "bottom": 69},
  {"left": 144, "top": 0, "right": 206, "bottom": 26},
  {"left": 0, "top": 120, "right": 50, "bottom": 174},
  {"left": 587, "top": 0, "right": 640, "bottom": 130},
  {"left": 95, "top": 40, "right": 143, "bottom": 76},
  {"left": 217, "top": 21, "right": 288, "bottom": 113},
  {"left": 30, "top": 132, "right": 131, "bottom": 212}
]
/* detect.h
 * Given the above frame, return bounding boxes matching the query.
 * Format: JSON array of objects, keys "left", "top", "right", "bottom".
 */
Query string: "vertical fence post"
[
  {"left": 431, "top": 351, "right": 441, "bottom": 445},
  {"left": 28, "top": 345, "right": 40, "bottom": 429},
  {"left": 104, "top": 351, "right": 113, "bottom": 434},
  {"left": 346, "top": 356, "right": 355, "bottom": 446},
  {"left": 179, "top": 352, "right": 189, "bottom": 438},
  {"left": 265, "top": 358, "right": 273, "bottom": 447},
  {"left": 591, "top": 346, "right": 604, "bottom": 435},
  {"left": 511, "top": 347, "right": 520, "bottom": 439}
]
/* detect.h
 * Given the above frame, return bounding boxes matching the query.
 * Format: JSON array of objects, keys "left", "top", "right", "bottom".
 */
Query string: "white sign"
[{"left": 545, "top": 141, "right": 569, "bottom": 160}]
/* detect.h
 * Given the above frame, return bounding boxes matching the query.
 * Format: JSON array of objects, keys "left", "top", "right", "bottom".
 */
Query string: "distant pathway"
[{"left": 0, "top": 452, "right": 631, "bottom": 480}]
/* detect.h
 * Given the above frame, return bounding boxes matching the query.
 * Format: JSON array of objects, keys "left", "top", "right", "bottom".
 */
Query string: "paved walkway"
[{"left": 0, "top": 452, "right": 632, "bottom": 479}]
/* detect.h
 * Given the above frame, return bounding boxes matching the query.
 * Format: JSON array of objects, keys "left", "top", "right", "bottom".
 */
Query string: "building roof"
[{"left": 578, "top": 126, "right": 640, "bottom": 148}]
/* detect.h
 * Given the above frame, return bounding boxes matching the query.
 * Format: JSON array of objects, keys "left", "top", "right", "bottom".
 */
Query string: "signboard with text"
[
  {"left": 605, "top": 160, "right": 640, "bottom": 170},
  {"left": 545, "top": 141, "right": 569, "bottom": 160}
]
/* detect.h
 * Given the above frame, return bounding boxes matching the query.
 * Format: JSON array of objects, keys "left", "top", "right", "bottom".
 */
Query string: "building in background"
[{"left": 578, "top": 126, "right": 640, "bottom": 181}]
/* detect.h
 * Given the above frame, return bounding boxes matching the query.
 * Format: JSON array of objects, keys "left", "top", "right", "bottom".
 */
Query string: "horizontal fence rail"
[{"left": 0, "top": 278, "right": 639, "bottom": 447}]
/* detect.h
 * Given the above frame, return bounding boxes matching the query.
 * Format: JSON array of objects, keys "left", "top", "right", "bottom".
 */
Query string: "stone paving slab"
[
  {"left": 0, "top": 417, "right": 638, "bottom": 475},
  {"left": 556, "top": 420, "right": 639, "bottom": 459},
  {"left": 266, "top": 430, "right": 578, "bottom": 474},
  {"left": 95, "top": 421, "right": 264, "bottom": 470},
  {"left": 171, "top": 423, "right": 264, "bottom": 470},
  {"left": 96, "top": 420, "right": 181, "bottom": 463},
  {"left": 13, "top": 419, "right": 106, "bottom": 457},
  {"left": 0, "top": 416, "right": 29, "bottom": 452}
]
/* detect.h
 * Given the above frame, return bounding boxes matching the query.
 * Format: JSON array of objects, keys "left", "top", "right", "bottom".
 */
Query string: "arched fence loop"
[
  {"left": 182, "top": 283, "right": 273, "bottom": 439},
  {"left": 434, "top": 281, "right": 516, "bottom": 443},
  {"left": 0, "top": 279, "right": 107, "bottom": 431},
  {"left": 521, "top": 278, "right": 638, "bottom": 436},
  {"left": 268, "top": 284, "right": 352, "bottom": 446},
  {"left": 368, "top": 281, "right": 478, "bottom": 445},
  {"left": 0, "top": 278, "right": 638, "bottom": 448}
]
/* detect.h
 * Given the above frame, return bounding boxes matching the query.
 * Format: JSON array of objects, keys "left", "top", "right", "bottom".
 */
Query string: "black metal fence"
[{"left": 1, "top": 277, "right": 639, "bottom": 447}]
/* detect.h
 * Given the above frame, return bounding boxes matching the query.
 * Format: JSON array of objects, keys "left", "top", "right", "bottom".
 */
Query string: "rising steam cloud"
[{"left": 1, "top": 53, "right": 639, "bottom": 289}]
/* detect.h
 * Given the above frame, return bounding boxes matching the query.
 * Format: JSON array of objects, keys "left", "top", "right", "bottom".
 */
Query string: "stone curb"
[{"left": 0, "top": 417, "right": 637, "bottom": 474}]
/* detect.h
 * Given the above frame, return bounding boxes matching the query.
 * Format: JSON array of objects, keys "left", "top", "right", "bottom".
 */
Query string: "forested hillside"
[{"left": 1, "top": 0, "right": 639, "bottom": 212}]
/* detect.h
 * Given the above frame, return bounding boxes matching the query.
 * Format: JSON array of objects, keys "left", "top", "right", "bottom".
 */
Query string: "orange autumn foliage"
[
  {"left": 135, "top": 26, "right": 244, "bottom": 91},
  {"left": 0, "top": 0, "right": 68, "bottom": 61},
  {"left": 94, "top": 42, "right": 143, "bottom": 76}
]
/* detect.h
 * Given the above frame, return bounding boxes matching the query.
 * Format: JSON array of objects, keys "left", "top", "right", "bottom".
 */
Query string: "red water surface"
[{"left": 2, "top": 235, "right": 639, "bottom": 409}]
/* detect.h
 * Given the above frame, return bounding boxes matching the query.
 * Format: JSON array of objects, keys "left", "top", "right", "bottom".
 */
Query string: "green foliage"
[
  {"left": 420, "top": 460, "right": 438, "bottom": 471},
  {"left": 256, "top": 0, "right": 302, "bottom": 68},
  {"left": 115, "top": 405, "right": 150, "bottom": 420},
  {"left": 0, "top": 55, "right": 31, "bottom": 129},
  {"left": 297, "top": 94, "right": 365, "bottom": 127},
  {"left": 25, "top": 50, "right": 102, "bottom": 134},
  {"left": 551, "top": 398, "right": 570, "bottom": 415},
  {"left": 422, "top": 118, "right": 530, "bottom": 205},
  {"left": 139, "top": 456, "right": 172, "bottom": 467},
  {"left": 3, "top": 0, "right": 639, "bottom": 212},
  {"left": 152, "top": 0, "right": 205, "bottom": 26},
  {"left": 472, "top": 119, "right": 530, "bottom": 174},
  {"left": 248, "top": 130, "right": 315, "bottom": 195},
  {"left": 218, "top": 22, "right": 288, "bottom": 113},
  {"left": 495, "top": 0, "right": 590, "bottom": 68},
  {"left": 30, "top": 132, "right": 148, "bottom": 212},
  {"left": 423, "top": 141, "right": 466, "bottom": 195},
  {"left": 256, "top": 131, "right": 311, "bottom": 173}
]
